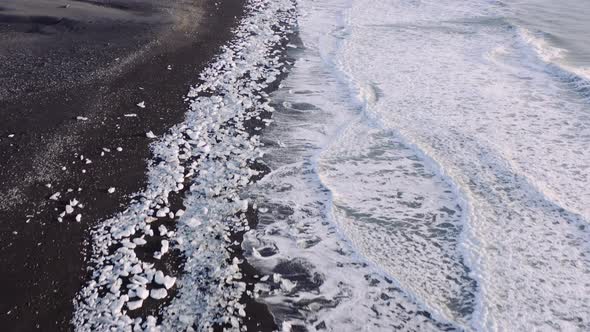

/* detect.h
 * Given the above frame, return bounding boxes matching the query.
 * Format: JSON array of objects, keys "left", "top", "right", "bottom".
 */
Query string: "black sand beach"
[{"left": 0, "top": 0, "right": 243, "bottom": 330}]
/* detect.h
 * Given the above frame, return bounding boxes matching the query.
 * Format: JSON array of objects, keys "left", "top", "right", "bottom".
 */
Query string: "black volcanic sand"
[{"left": 0, "top": 0, "right": 251, "bottom": 330}]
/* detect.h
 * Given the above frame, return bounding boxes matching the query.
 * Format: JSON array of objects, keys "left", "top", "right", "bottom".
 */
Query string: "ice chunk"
[
  {"left": 150, "top": 288, "right": 167, "bottom": 300},
  {"left": 136, "top": 101, "right": 146, "bottom": 108},
  {"left": 131, "top": 275, "right": 148, "bottom": 285},
  {"left": 135, "top": 287, "right": 149, "bottom": 300},
  {"left": 155, "top": 207, "right": 169, "bottom": 218},
  {"left": 160, "top": 240, "right": 169, "bottom": 254},
  {"left": 133, "top": 238, "right": 147, "bottom": 246},
  {"left": 154, "top": 271, "right": 165, "bottom": 285},
  {"left": 163, "top": 276, "right": 176, "bottom": 289},
  {"left": 126, "top": 299, "right": 143, "bottom": 311}
]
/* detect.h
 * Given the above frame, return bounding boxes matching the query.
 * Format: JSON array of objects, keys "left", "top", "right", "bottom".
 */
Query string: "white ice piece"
[
  {"left": 163, "top": 276, "right": 176, "bottom": 289},
  {"left": 127, "top": 300, "right": 143, "bottom": 311},
  {"left": 150, "top": 288, "right": 167, "bottom": 300},
  {"left": 135, "top": 287, "right": 149, "bottom": 300}
]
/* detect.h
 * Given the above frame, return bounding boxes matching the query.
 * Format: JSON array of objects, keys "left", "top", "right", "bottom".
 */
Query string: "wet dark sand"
[{"left": 0, "top": 0, "right": 247, "bottom": 330}]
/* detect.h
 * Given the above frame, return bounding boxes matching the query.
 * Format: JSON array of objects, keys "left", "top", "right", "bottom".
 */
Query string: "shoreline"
[
  {"left": 0, "top": 0, "right": 244, "bottom": 330},
  {"left": 70, "top": 0, "right": 297, "bottom": 329}
]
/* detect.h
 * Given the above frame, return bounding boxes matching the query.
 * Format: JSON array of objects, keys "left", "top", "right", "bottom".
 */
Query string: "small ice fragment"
[
  {"left": 133, "top": 238, "right": 147, "bottom": 245},
  {"left": 110, "top": 298, "right": 126, "bottom": 315},
  {"left": 45, "top": 183, "right": 52, "bottom": 188},
  {"left": 155, "top": 207, "right": 169, "bottom": 218},
  {"left": 131, "top": 275, "right": 148, "bottom": 285},
  {"left": 160, "top": 240, "right": 169, "bottom": 254},
  {"left": 76, "top": 116, "right": 88, "bottom": 121},
  {"left": 158, "top": 225, "right": 168, "bottom": 236},
  {"left": 127, "top": 299, "right": 143, "bottom": 310},
  {"left": 154, "top": 271, "right": 165, "bottom": 285},
  {"left": 69, "top": 199, "right": 79, "bottom": 207},
  {"left": 282, "top": 321, "right": 293, "bottom": 332},
  {"left": 85, "top": 159, "right": 92, "bottom": 164},
  {"left": 49, "top": 192, "right": 61, "bottom": 201},
  {"left": 75, "top": 214, "right": 82, "bottom": 222},
  {"left": 8, "top": 134, "right": 14, "bottom": 138},
  {"left": 65, "top": 205, "right": 74, "bottom": 214},
  {"left": 163, "top": 276, "right": 176, "bottom": 289},
  {"left": 130, "top": 264, "right": 142, "bottom": 274},
  {"left": 107, "top": 187, "right": 116, "bottom": 194},
  {"left": 135, "top": 287, "right": 149, "bottom": 299},
  {"left": 116, "top": 147, "right": 123, "bottom": 152},
  {"left": 273, "top": 273, "right": 281, "bottom": 283},
  {"left": 146, "top": 131, "right": 157, "bottom": 139},
  {"left": 167, "top": 65, "right": 172, "bottom": 70},
  {"left": 150, "top": 288, "right": 167, "bottom": 300},
  {"left": 136, "top": 101, "right": 146, "bottom": 108},
  {"left": 124, "top": 114, "right": 137, "bottom": 117},
  {"left": 280, "top": 278, "right": 296, "bottom": 292},
  {"left": 260, "top": 275, "right": 269, "bottom": 282}
]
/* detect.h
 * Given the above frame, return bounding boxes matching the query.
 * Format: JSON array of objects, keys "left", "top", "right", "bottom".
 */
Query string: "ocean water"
[
  {"left": 247, "top": 0, "right": 590, "bottom": 330},
  {"left": 506, "top": 0, "right": 590, "bottom": 69}
]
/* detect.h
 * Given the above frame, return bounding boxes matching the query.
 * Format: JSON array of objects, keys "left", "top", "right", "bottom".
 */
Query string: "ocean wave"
[{"left": 518, "top": 27, "right": 590, "bottom": 102}]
